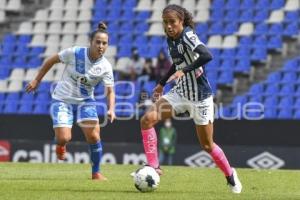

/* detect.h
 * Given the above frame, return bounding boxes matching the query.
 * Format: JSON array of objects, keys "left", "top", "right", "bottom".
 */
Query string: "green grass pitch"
[{"left": 0, "top": 163, "right": 299, "bottom": 200}]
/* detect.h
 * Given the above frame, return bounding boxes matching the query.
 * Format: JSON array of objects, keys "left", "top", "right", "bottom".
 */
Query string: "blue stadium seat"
[
  {"left": 106, "top": 8, "right": 122, "bottom": 21},
  {"left": 252, "top": 35, "right": 268, "bottom": 48},
  {"left": 135, "top": 11, "right": 151, "bottom": 21},
  {"left": 278, "top": 96, "right": 294, "bottom": 108},
  {"left": 118, "top": 34, "right": 133, "bottom": 46},
  {"left": 267, "top": 35, "right": 282, "bottom": 50},
  {"left": 283, "top": 59, "right": 299, "bottom": 71},
  {"left": 240, "top": 0, "right": 255, "bottom": 9},
  {"left": 196, "top": 23, "right": 209, "bottom": 35},
  {"left": 277, "top": 108, "right": 293, "bottom": 119},
  {"left": 263, "top": 106, "right": 277, "bottom": 119},
  {"left": 284, "top": 11, "right": 299, "bottom": 23},
  {"left": 35, "top": 92, "right": 51, "bottom": 102},
  {"left": 118, "top": 22, "right": 134, "bottom": 34},
  {"left": 5, "top": 92, "right": 20, "bottom": 102},
  {"left": 211, "top": 0, "right": 226, "bottom": 9},
  {"left": 239, "top": 36, "right": 252, "bottom": 48},
  {"left": 133, "top": 35, "right": 148, "bottom": 47},
  {"left": 30, "top": 47, "right": 45, "bottom": 56},
  {"left": 239, "top": 10, "right": 254, "bottom": 22},
  {"left": 268, "top": 24, "right": 283, "bottom": 36},
  {"left": 264, "top": 96, "right": 278, "bottom": 107},
  {"left": 143, "top": 81, "right": 156, "bottom": 96},
  {"left": 1, "top": 44, "right": 15, "bottom": 56},
  {"left": 264, "top": 83, "right": 279, "bottom": 96},
  {"left": 120, "top": 10, "right": 135, "bottom": 21},
  {"left": 265, "top": 72, "right": 282, "bottom": 83},
  {"left": 18, "top": 102, "right": 33, "bottom": 114},
  {"left": 248, "top": 84, "right": 264, "bottom": 95},
  {"left": 234, "top": 58, "right": 251, "bottom": 73},
  {"left": 225, "top": 0, "right": 241, "bottom": 9},
  {"left": 12, "top": 56, "right": 27, "bottom": 68},
  {"left": 269, "top": 0, "right": 285, "bottom": 9},
  {"left": 32, "top": 103, "right": 49, "bottom": 114},
  {"left": 223, "top": 22, "right": 239, "bottom": 34},
  {"left": 123, "top": 0, "right": 137, "bottom": 9},
  {"left": 108, "top": 0, "right": 122, "bottom": 8},
  {"left": 134, "top": 22, "right": 149, "bottom": 34},
  {"left": 280, "top": 72, "right": 297, "bottom": 83},
  {"left": 18, "top": 35, "right": 32, "bottom": 44},
  {"left": 251, "top": 47, "right": 267, "bottom": 62},
  {"left": 20, "top": 92, "right": 34, "bottom": 102},
  {"left": 217, "top": 70, "right": 233, "bottom": 85},
  {"left": 283, "top": 22, "right": 298, "bottom": 37},
  {"left": 255, "top": 0, "right": 270, "bottom": 9},
  {"left": 3, "top": 102, "right": 18, "bottom": 114},
  {"left": 117, "top": 46, "right": 132, "bottom": 57},
  {"left": 224, "top": 10, "right": 239, "bottom": 22},
  {"left": 253, "top": 9, "right": 269, "bottom": 23},
  {"left": 208, "top": 22, "right": 224, "bottom": 35},
  {"left": 3, "top": 34, "right": 16, "bottom": 44},
  {"left": 294, "top": 98, "right": 300, "bottom": 108},
  {"left": 293, "top": 109, "right": 300, "bottom": 119},
  {"left": 14, "top": 45, "right": 30, "bottom": 56},
  {"left": 27, "top": 57, "right": 43, "bottom": 68},
  {"left": 278, "top": 84, "right": 295, "bottom": 96},
  {"left": 231, "top": 95, "right": 248, "bottom": 107},
  {"left": 235, "top": 46, "right": 251, "bottom": 59}
]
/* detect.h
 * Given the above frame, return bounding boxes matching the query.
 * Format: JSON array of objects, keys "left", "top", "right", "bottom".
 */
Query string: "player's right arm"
[{"left": 25, "top": 54, "right": 61, "bottom": 93}]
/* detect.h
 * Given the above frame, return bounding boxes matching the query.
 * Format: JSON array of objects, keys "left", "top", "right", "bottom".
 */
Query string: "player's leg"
[
  {"left": 54, "top": 127, "right": 72, "bottom": 160},
  {"left": 193, "top": 96, "right": 242, "bottom": 193},
  {"left": 50, "top": 101, "right": 74, "bottom": 160},
  {"left": 77, "top": 103, "right": 106, "bottom": 180},
  {"left": 140, "top": 97, "right": 173, "bottom": 173}
]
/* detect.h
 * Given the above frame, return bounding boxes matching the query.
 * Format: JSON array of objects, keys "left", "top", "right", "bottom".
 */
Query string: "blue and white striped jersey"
[
  {"left": 167, "top": 26, "right": 212, "bottom": 101},
  {"left": 52, "top": 46, "right": 114, "bottom": 104}
]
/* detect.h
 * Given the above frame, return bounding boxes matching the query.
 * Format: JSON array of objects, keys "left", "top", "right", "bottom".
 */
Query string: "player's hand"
[
  {"left": 107, "top": 109, "right": 115, "bottom": 123},
  {"left": 152, "top": 84, "right": 163, "bottom": 102},
  {"left": 25, "top": 79, "right": 40, "bottom": 93},
  {"left": 167, "top": 70, "right": 184, "bottom": 83}
]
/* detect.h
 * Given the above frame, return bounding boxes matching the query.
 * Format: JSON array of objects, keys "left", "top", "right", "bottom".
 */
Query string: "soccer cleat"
[
  {"left": 154, "top": 166, "right": 163, "bottom": 176},
  {"left": 226, "top": 168, "right": 242, "bottom": 194},
  {"left": 56, "top": 145, "right": 66, "bottom": 160},
  {"left": 92, "top": 172, "right": 107, "bottom": 181}
]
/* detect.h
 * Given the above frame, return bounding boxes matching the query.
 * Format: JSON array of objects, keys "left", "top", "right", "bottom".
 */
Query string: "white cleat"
[{"left": 227, "top": 168, "right": 242, "bottom": 194}]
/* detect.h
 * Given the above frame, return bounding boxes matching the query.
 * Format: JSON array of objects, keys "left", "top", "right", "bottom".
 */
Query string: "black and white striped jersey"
[{"left": 167, "top": 26, "right": 212, "bottom": 101}]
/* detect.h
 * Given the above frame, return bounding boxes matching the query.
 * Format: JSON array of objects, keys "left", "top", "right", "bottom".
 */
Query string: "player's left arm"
[
  {"left": 105, "top": 86, "right": 115, "bottom": 123},
  {"left": 181, "top": 44, "right": 212, "bottom": 73}
]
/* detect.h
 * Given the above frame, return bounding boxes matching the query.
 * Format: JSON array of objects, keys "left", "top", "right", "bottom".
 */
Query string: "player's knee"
[
  {"left": 87, "top": 133, "right": 100, "bottom": 144},
  {"left": 140, "top": 113, "right": 157, "bottom": 128},
  {"left": 56, "top": 135, "right": 71, "bottom": 145},
  {"left": 202, "top": 144, "right": 214, "bottom": 153}
]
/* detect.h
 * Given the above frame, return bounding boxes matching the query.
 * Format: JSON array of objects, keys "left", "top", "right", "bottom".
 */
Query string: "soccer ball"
[{"left": 133, "top": 166, "right": 160, "bottom": 192}]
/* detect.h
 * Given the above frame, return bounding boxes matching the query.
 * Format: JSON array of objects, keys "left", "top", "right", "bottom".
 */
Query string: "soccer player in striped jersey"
[
  {"left": 139, "top": 5, "right": 242, "bottom": 193},
  {"left": 25, "top": 22, "right": 115, "bottom": 181}
]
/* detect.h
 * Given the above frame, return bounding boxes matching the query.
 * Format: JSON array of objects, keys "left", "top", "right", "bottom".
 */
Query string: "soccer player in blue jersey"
[
  {"left": 25, "top": 22, "right": 115, "bottom": 181},
  {"left": 139, "top": 5, "right": 242, "bottom": 193}
]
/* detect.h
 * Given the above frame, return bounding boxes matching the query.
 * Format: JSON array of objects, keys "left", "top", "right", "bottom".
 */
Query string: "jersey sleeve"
[
  {"left": 102, "top": 64, "right": 114, "bottom": 87},
  {"left": 58, "top": 47, "right": 74, "bottom": 64},
  {"left": 183, "top": 31, "right": 204, "bottom": 51}
]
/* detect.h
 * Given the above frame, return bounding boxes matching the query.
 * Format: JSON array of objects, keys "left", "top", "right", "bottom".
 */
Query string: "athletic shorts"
[
  {"left": 50, "top": 100, "right": 98, "bottom": 128},
  {"left": 162, "top": 91, "right": 214, "bottom": 125}
]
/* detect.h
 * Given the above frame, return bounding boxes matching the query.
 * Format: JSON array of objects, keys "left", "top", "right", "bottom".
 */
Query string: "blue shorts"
[{"left": 50, "top": 100, "right": 99, "bottom": 128}]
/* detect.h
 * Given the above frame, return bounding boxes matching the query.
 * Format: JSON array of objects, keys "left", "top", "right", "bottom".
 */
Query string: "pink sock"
[
  {"left": 141, "top": 128, "right": 159, "bottom": 168},
  {"left": 210, "top": 143, "right": 233, "bottom": 177}
]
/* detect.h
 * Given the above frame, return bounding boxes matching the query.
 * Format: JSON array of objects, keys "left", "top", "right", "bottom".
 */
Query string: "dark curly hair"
[{"left": 162, "top": 4, "right": 195, "bottom": 30}]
